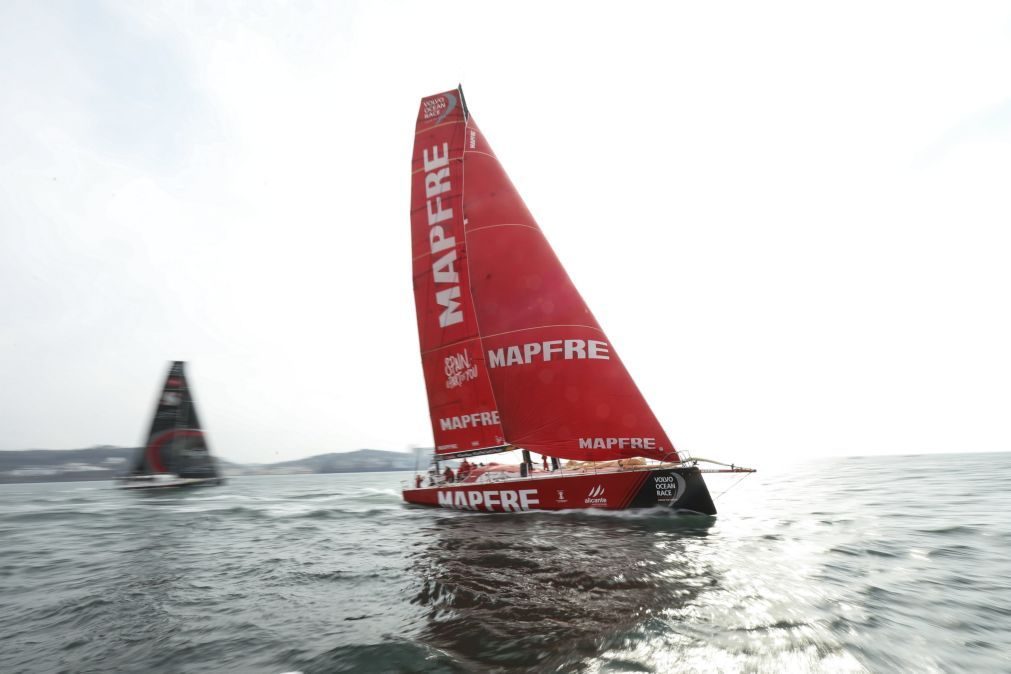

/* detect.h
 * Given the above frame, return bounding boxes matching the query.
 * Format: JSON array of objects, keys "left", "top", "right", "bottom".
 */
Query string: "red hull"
[{"left": 403, "top": 466, "right": 716, "bottom": 515}]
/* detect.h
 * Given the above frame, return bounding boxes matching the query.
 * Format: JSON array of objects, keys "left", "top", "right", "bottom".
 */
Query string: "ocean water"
[{"left": 1, "top": 453, "right": 1010, "bottom": 673}]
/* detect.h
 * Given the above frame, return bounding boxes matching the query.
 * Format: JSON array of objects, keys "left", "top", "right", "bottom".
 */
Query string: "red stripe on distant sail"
[
  {"left": 146, "top": 429, "right": 203, "bottom": 474},
  {"left": 411, "top": 89, "right": 506, "bottom": 455}
]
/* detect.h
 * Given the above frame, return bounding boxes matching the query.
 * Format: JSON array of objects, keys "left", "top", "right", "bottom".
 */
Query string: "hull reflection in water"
[{"left": 410, "top": 511, "right": 716, "bottom": 671}]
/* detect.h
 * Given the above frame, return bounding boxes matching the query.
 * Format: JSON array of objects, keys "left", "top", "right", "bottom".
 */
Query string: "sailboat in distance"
[
  {"left": 119, "top": 361, "right": 223, "bottom": 490},
  {"left": 403, "top": 87, "right": 753, "bottom": 514}
]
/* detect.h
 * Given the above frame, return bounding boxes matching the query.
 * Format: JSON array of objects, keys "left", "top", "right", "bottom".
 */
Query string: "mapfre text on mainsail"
[{"left": 423, "top": 142, "right": 462, "bottom": 327}]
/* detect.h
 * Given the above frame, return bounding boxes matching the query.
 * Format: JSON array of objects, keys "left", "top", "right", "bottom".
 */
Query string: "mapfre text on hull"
[{"left": 403, "top": 465, "right": 717, "bottom": 515}]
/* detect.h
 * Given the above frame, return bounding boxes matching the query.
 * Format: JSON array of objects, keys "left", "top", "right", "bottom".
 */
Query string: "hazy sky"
[{"left": 2, "top": 1, "right": 1009, "bottom": 464}]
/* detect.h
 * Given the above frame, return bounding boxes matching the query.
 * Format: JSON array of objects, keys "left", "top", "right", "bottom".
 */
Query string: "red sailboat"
[{"left": 403, "top": 87, "right": 751, "bottom": 514}]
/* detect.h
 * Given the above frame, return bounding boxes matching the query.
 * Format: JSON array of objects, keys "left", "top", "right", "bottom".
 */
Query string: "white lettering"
[
  {"left": 588, "top": 340, "right": 609, "bottom": 359},
  {"left": 565, "top": 339, "right": 586, "bottom": 360},
  {"left": 429, "top": 226, "right": 455, "bottom": 254},
  {"left": 435, "top": 488, "right": 541, "bottom": 512},
  {"left": 423, "top": 143, "right": 449, "bottom": 171},
  {"left": 427, "top": 197, "right": 452, "bottom": 225},
  {"left": 487, "top": 340, "right": 611, "bottom": 368},
  {"left": 488, "top": 348, "right": 505, "bottom": 368},
  {"left": 432, "top": 250, "right": 459, "bottom": 284},
  {"left": 424, "top": 142, "right": 462, "bottom": 326},
  {"left": 437, "top": 411, "right": 501, "bottom": 431},
  {"left": 425, "top": 167, "right": 451, "bottom": 199},
  {"left": 543, "top": 340, "right": 563, "bottom": 361},
  {"left": 500, "top": 491, "right": 518, "bottom": 512},
  {"left": 436, "top": 287, "right": 463, "bottom": 327},
  {"left": 577, "top": 437, "right": 658, "bottom": 452},
  {"left": 467, "top": 491, "right": 483, "bottom": 509},
  {"left": 518, "top": 489, "right": 539, "bottom": 510}
]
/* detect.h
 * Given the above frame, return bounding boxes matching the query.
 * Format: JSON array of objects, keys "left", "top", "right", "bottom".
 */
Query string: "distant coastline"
[{"left": 0, "top": 446, "right": 432, "bottom": 484}]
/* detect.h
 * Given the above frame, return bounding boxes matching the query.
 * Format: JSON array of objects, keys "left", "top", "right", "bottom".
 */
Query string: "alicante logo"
[
  {"left": 556, "top": 490, "right": 567, "bottom": 503},
  {"left": 585, "top": 485, "right": 607, "bottom": 505}
]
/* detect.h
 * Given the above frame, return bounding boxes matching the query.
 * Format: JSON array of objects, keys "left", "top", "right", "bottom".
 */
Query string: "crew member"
[
  {"left": 443, "top": 465, "right": 455, "bottom": 483},
  {"left": 542, "top": 455, "right": 549, "bottom": 471},
  {"left": 415, "top": 474, "right": 423, "bottom": 488}
]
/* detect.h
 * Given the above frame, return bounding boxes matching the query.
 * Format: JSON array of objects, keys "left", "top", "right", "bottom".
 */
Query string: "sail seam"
[
  {"left": 481, "top": 324, "right": 606, "bottom": 340},
  {"left": 414, "top": 119, "right": 465, "bottom": 136},
  {"left": 418, "top": 335, "right": 483, "bottom": 357},
  {"left": 463, "top": 149, "right": 498, "bottom": 162},
  {"left": 411, "top": 154, "right": 465, "bottom": 176},
  {"left": 467, "top": 223, "right": 541, "bottom": 235}
]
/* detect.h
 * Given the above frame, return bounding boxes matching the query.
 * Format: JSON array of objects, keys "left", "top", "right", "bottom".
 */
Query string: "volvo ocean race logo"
[
  {"left": 654, "top": 473, "right": 686, "bottom": 505},
  {"left": 423, "top": 92, "right": 457, "bottom": 124},
  {"left": 444, "top": 349, "right": 478, "bottom": 389},
  {"left": 585, "top": 485, "right": 607, "bottom": 505}
]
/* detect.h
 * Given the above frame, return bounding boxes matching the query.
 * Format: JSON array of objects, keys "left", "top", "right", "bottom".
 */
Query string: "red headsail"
[{"left": 411, "top": 87, "right": 678, "bottom": 463}]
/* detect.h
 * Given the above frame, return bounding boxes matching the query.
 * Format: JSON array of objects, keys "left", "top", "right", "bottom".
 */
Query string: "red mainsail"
[
  {"left": 411, "top": 90, "right": 506, "bottom": 455},
  {"left": 411, "top": 87, "right": 678, "bottom": 463}
]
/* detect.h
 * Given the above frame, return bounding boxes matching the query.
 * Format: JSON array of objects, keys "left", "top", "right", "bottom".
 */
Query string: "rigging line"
[{"left": 713, "top": 470, "right": 754, "bottom": 500}]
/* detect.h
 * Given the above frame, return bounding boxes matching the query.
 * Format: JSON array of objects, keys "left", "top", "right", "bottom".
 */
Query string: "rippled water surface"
[{"left": 2, "top": 452, "right": 1010, "bottom": 672}]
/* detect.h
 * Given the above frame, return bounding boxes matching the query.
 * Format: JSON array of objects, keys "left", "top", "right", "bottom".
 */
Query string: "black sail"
[{"left": 130, "top": 361, "right": 220, "bottom": 479}]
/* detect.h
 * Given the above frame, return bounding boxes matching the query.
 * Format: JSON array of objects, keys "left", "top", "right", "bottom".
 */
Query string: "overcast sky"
[{"left": 1, "top": 1, "right": 1009, "bottom": 464}]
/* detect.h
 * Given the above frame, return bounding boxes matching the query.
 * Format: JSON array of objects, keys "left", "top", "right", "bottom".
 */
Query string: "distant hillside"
[
  {"left": 261, "top": 448, "right": 430, "bottom": 474},
  {"left": 0, "top": 446, "right": 431, "bottom": 484}
]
